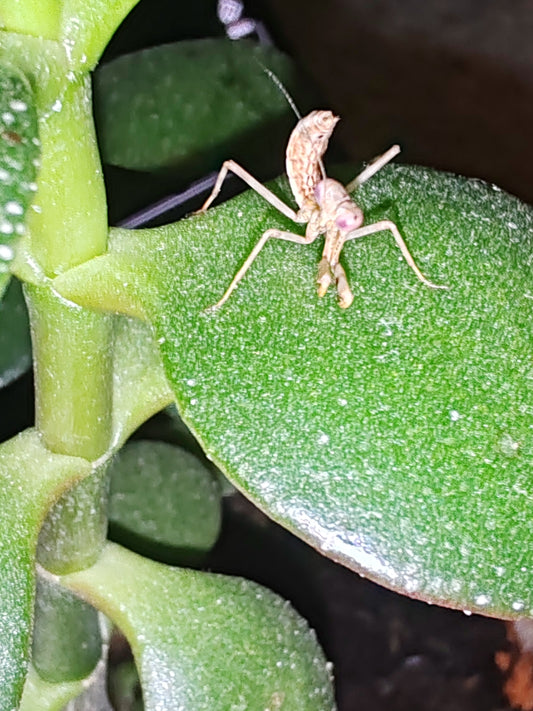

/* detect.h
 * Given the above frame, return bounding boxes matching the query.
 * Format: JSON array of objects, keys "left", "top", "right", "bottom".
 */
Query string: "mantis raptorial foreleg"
[
  {"left": 345, "top": 145, "right": 401, "bottom": 193},
  {"left": 317, "top": 258, "right": 353, "bottom": 308},
  {"left": 199, "top": 159, "right": 303, "bottom": 222}
]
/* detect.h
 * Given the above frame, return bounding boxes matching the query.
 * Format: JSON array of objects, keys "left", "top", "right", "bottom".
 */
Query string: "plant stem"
[
  {"left": 24, "top": 73, "right": 112, "bottom": 572},
  {"left": 25, "top": 284, "right": 112, "bottom": 461},
  {"left": 27, "top": 74, "right": 111, "bottom": 460},
  {"left": 29, "top": 76, "right": 108, "bottom": 277},
  {"left": 0, "top": 1, "right": 60, "bottom": 40}
]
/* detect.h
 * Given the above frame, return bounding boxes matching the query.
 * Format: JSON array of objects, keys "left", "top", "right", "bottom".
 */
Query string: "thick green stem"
[
  {"left": 0, "top": 1, "right": 60, "bottom": 39},
  {"left": 26, "top": 73, "right": 111, "bottom": 461},
  {"left": 29, "top": 76, "right": 108, "bottom": 277},
  {"left": 24, "top": 71, "right": 112, "bottom": 577},
  {"left": 25, "top": 284, "right": 112, "bottom": 461}
]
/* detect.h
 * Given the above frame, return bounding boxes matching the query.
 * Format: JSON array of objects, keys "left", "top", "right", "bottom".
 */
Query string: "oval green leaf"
[
  {"left": 108, "top": 440, "right": 221, "bottom": 564},
  {"left": 0, "top": 430, "right": 92, "bottom": 710},
  {"left": 95, "top": 39, "right": 300, "bottom": 172},
  {"left": 0, "top": 62, "right": 39, "bottom": 285},
  {"left": 111, "top": 315, "right": 173, "bottom": 450},
  {"left": 32, "top": 574, "right": 101, "bottom": 683},
  {"left": 53, "top": 164, "right": 533, "bottom": 618},
  {"left": 62, "top": 542, "right": 335, "bottom": 711},
  {"left": 19, "top": 665, "right": 85, "bottom": 711}
]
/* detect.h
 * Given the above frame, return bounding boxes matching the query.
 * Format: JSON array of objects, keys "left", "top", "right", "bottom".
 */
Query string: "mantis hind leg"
[
  {"left": 207, "top": 228, "right": 316, "bottom": 311},
  {"left": 344, "top": 220, "right": 448, "bottom": 289}
]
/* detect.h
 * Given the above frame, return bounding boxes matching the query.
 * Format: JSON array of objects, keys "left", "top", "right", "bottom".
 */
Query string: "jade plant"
[{"left": 0, "top": 2, "right": 531, "bottom": 709}]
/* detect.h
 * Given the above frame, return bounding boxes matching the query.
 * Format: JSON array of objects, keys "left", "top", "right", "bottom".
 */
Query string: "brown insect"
[{"left": 199, "top": 110, "right": 447, "bottom": 309}]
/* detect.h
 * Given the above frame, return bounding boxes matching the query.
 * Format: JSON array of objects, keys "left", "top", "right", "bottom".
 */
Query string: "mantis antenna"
[
  {"left": 259, "top": 64, "right": 302, "bottom": 120},
  {"left": 258, "top": 61, "right": 327, "bottom": 182}
]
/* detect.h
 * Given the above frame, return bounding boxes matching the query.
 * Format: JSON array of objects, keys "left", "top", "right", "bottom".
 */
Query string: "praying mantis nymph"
[{"left": 199, "top": 109, "right": 448, "bottom": 309}]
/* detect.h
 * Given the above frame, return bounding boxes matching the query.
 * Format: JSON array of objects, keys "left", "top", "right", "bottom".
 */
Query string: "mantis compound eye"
[{"left": 336, "top": 208, "right": 364, "bottom": 232}]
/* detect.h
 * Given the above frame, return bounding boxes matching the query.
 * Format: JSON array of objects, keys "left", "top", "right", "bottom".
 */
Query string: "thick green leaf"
[
  {"left": 95, "top": 39, "right": 299, "bottom": 172},
  {"left": 0, "top": 272, "right": 9, "bottom": 297},
  {"left": 19, "top": 665, "right": 85, "bottom": 711},
  {"left": 0, "top": 277, "right": 31, "bottom": 387},
  {"left": 62, "top": 542, "right": 335, "bottom": 711},
  {"left": 111, "top": 314, "right": 173, "bottom": 450},
  {"left": 108, "top": 440, "right": 221, "bottom": 563},
  {"left": 60, "top": 0, "right": 143, "bottom": 71},
  {"left": 108, "top": 661, "right": 142, "bottom": 711},
  {"left": 36, "top": 462, "right": 109, "bottom": 574},
  {"left": 32, "top": 574, "right": 101, "bottom": 683},
  {"left": 0, "top": 429, "right": 92, "bottom": 710},
  {"left": 0, "top": 62, "right": 39, "bottom": 286},
  {"left": 53, "top": 164, "right": 533, "bottom": 618}
]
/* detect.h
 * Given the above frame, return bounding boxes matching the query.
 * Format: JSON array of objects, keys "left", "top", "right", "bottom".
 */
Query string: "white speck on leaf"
[
  {"left": 5, "top": 201, "right": 23, "bottom": 216},
  {"left": 0, "top": 244, "right": 14, "bottom": 261},
  {"left": 9, "top": 99, "right": 27, "bottom": 112},
  {"left": 474, "top": 594, "right": 490, "bottom": 606},
  {"left": 0, "top": 220, "right": 14, "bottom": 234}
]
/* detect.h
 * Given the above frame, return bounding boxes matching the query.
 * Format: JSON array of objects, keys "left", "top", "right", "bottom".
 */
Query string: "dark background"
[{"left": 103, "top": 0, "right": 533, "bottom": 204}]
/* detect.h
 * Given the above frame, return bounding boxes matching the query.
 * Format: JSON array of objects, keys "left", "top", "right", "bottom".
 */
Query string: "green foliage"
[
  {"left": 108, "top": 661, "right": 142, "bottom": 711},
  {"left": 32, "top": 574, "right": 102, "bottom": 682},
  {"left": 55, "top": 165, "right": 533, "bottom": 618},
  {"left": 110, "top": 315, "right": 174, "bottom": 447},
  {"left": 0, "top": 278, "right": 31, "bottom": 385},
  {"left": 62, "top": 542, "right": 335, "bottom": 711},
  {"left": 0, "top": 10, "right": 336, "bottom": 709},
  {"left": 108, "top": 439, "right": 222, "bottom": 564},
  {"left": 19, "top": 665, "right": 85, "bottom": 711},
  {"left": 0, "top": 430, "right": 92, "bottom": 709},
  {"left": 95, "top": 39, "right": 299, "bottom": 172}
]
